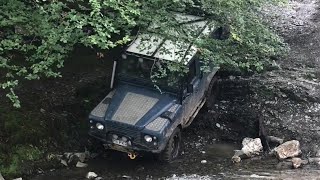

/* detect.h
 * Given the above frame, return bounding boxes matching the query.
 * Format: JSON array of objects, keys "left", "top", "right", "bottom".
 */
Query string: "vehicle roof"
[{"left": 125, "top": 13, "right": 213, "bottom": 65}]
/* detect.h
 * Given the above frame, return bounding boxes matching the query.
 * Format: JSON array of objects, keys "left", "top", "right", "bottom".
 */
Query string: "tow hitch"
[{"left": 128, "top": 152, "right": 138, "bottom": 160}]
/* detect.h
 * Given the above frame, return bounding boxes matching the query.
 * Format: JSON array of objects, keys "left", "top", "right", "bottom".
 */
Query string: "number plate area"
[{"left": 112, "top": 139, "right": 128, "bottom": 147}]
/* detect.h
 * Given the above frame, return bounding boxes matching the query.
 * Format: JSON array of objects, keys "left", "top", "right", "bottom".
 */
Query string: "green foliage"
[
  {"left": 0, "top": 105, "right": 45, "bottom": 177},
  {"left": 0, "top": 0, "right": 287, "bottom": 107},
  {"left": 0, "top": 145, "right": 43, "bottom": 177},
  {"left": 0, "top": 0, "right": 139, "bottom": 107}
]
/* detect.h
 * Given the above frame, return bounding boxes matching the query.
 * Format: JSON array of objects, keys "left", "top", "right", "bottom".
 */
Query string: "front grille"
[{"left": 106, "top": 121, "right": 141, "bottom": 142}]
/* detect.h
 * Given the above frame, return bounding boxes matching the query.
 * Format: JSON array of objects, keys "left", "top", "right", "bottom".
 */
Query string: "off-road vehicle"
[{"left": 88, "top": 14, "right": 219, "bottom": 162}]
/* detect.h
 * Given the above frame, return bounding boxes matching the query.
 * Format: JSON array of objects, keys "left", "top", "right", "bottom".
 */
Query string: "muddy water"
[{"left": 32, "top": 138, "right": 320, "bottom": 180}]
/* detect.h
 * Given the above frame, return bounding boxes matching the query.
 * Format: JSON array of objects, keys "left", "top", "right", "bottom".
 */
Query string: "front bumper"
[{"left": 88, "top": 130, "right": 167, "bottom": 153}]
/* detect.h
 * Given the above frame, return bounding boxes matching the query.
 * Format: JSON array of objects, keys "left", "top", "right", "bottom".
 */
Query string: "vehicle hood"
[{"left": 104, "top": 84, "right": 177, "bottom": 128}]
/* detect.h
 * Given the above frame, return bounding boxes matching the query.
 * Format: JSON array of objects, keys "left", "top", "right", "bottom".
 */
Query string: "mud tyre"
[
  {"left": 87, "top": 136, "right": 105, "bottom": 154},
  {"left": 159, "top": 127, "right": 181, "bottom": 162},
  {"left": 205, "top": 76, "right": 220, "bottom": 109}
]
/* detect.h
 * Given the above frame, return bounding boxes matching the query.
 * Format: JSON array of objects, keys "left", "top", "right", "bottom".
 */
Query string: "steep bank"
[{"left": 189, "top": 0, "right": 320, "bottom": 155}]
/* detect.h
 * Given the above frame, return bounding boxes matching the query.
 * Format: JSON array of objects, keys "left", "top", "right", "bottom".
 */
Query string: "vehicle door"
[{"left": 181, "top": 58, "right": 206, "bottom": 125}]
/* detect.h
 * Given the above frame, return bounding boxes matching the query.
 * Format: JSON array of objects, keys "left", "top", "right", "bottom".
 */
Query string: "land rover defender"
[{"left": 88, "top": 14, "right": 219, "bottom": 162}]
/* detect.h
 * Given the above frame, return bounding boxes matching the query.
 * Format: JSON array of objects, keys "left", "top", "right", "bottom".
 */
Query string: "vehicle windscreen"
[{"left": 117, "top": 56, "right": 183, "bottom": 92}]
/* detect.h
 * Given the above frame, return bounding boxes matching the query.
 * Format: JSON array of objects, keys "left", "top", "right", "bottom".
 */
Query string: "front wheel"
[{"left": 158, "top": 127, "right": 181, "bottom": 162}]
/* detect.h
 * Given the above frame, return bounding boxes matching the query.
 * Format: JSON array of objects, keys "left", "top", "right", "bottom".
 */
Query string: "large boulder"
[
  {"left": 241, "top": 138, "right": 263, "bottom": 157},
  {"left": 274, "top": 140, "right": 302, "bottom": 160},
  {"left": 0, "top": 173, "right": 4, "bottom": 180},
  {"left": 232, "top": 138, "right": 263, "bottom": 163}
]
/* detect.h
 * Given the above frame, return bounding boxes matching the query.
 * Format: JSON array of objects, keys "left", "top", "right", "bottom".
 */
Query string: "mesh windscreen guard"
[
  {"left": 146, "top": 117, "right": 169, "bottom": 131},
  {"left": 112, "top": 92, "right": 159, "bottom": 125},
  {"left": 91, "top": 90, "right": 115, "bottom": 118}
]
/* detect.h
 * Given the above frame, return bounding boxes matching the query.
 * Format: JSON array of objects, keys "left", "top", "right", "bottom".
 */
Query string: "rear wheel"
[{"left": 159, "top": 127, "right": 181, "bottom": 162}]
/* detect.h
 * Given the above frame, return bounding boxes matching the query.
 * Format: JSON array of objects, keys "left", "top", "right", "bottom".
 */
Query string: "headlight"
[
  {"left": 144, "top": 135, "right": 153, "bottom": 142},
  {"left": 96, "top": 123, "right": 104, "bottom": 130}
]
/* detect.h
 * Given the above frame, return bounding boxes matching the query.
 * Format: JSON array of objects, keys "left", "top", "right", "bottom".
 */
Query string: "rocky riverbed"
[{"left": 3, "top": 0, "right": 320, "bottom": 179}]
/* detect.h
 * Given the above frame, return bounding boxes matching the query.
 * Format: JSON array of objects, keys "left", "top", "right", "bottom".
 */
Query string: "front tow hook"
[{"left": 128, "top": 152, "right": 138, "bottom": 160}]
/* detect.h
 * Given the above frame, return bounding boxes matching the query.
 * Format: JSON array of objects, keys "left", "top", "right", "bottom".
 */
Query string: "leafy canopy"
[{"left": 0, "top": 0, "right": 287, "bottom": 107}]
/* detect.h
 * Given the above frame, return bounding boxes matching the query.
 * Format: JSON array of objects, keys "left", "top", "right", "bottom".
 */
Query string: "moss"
[
  {"left": 0, "top": 105, "right": 45, "bottom": 178},
  {"left": 0, "top": 145, "right": 43, "bottom": 177}
]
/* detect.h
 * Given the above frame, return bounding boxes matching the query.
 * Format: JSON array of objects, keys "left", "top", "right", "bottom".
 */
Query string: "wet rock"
[
  {"left": 76, "top": 161, "right": 88, "bottom": 168},
  {"left": 74, "top": 152, "right": 87, "bottom": 162},
  {"left": 63, "top": 152, "right": 73, "bottom": 160},
  {"left": 241, "top": 138, "right": 263, "bottom": 157},
  {"left": 0, "top": 173, "right": 4, "bottom": 180},
  {"left": 90, "top": 153, "right": 99, "bottom": 159},
  {"left": 301, "top": 159, "right": 309, "bottom": 165},
  {"left": 95, "top": 177, "right": 103, "bottom": 180},
  {"left": 231, "top": 155, "right": 241, "bottom": 163},
  {"left": 277, "top": 158, "right": 307, "bottom": 169},
  {"left": 37, "top": 168, "right": 44, "bottom": 174},
  {"left": 291, "top": 157, "right": 303, "bottom": 169},
  {"left": 47, "top": 154, "right": 63, "bottom": 161},
  {"left": 276, "top": 161, "right": 293, "bottom": 170},
  {"left": 231, "top": 138, "right": 263, "bottom": 163},
  {"left": 274, "top": 140, "right": 301, "bottom": 160},
  {"left": 137, "top": 166, "right": 144, "bottom": 172},
  {"left": 250, "top": 174, "right": 268, "bottom": 178},
  {"left": 229, "top": 76, "right": 236, "bottom": 80},
  {"left": 201, "top": 160, "right": 207, "bottom": 164},
  {"left": 266, "top": 136, "right": 284, "bottom": 145},
  {"left": 308, "top": 157, "right": 320, "bottom": 165},
  {"left": 62, "top": 151, "right": 91, "bottom": 166},
  {"left": 68, "top": 154, "right": 80, "bottom": 165},
  {"left": 270, "top": 60, "right": 281, "bottom": 70},
  {"left": 122, "top": 175, "right": 131, "bottom": 179},
  {"left": 215, "top": 123, "right": 223, "bottom": 130},
  {"left": 86, "top": 172, "right": 98, "bottom": 179},
  {"left": 60, "top": 159, "right": 68, "bottom": 167},
  {"left": 233, "top": 150, "right": 247, "bottom": 158},
  {"left": 13, "top": 178, "right": 22, "bottom": 180}
]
